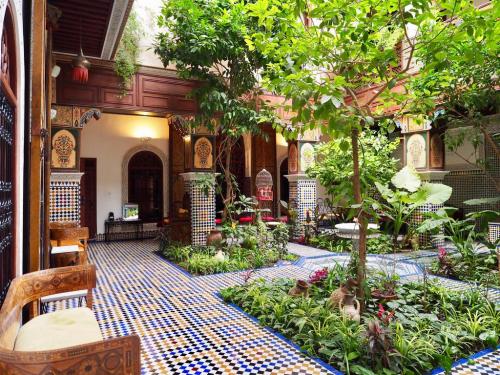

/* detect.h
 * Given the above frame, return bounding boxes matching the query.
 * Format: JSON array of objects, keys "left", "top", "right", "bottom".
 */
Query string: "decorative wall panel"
[{"left": 50, "top": 173, "right": 83, "bottom": 224}]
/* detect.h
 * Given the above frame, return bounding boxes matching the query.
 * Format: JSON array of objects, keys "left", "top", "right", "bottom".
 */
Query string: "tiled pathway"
[{"left": 50, "top": 240, "right": 500, "bottom": 374}]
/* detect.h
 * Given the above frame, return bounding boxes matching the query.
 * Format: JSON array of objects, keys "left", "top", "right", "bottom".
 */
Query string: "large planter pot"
[{"left": 207, "top": 229, "right": 223, "bottom": 246}]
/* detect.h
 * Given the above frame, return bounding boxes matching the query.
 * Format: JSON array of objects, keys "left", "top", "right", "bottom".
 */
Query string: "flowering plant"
[
  {"left": 309, "top": 267, "right": 329, "bottom": 285},
  {"left": 377, "top": 304, "right": 395, "bottom": 325}
]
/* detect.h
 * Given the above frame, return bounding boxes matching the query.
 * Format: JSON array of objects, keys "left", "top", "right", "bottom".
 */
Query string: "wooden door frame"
[{"left": 80, "top": 158, "right": 97, "bottom": 238}]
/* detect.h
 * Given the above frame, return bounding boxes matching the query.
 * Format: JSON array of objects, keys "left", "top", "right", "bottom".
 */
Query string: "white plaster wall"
[
  {"left": 1, "top": 0, "right": 25, "bottom": 276},
  {"left": 81, "top": 113, "right": 169, "bottom": 234}
]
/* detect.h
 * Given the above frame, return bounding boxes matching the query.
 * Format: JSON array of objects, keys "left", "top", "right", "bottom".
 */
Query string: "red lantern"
[{"left": 71, "top": 48, "right": 90, "bottom": 84}]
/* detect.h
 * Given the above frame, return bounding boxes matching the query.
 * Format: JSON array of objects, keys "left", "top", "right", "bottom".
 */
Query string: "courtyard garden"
[{"left": 152, "top": 0, "right": 500, "bottom": 372}]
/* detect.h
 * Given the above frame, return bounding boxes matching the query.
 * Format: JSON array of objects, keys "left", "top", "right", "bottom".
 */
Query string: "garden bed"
[
  {"left": 305, "top": 232, "right": 395, "bottom": 255},
  {"left": 158, "top": 222, "right": 298, "bottom": 275},
  {"left": 431, "top": 247, "right": 500, "bottom": 287},
  {"left": 221, "top": 266, "right": 500, "bottom": 374}
]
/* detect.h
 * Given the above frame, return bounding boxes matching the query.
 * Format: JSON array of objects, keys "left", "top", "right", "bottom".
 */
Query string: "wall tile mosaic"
[{"left": 49, "top": 180, "right": 80, "bottom": 223}]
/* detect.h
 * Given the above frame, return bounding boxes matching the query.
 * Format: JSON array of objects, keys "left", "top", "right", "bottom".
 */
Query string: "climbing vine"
[{"left": 114, "top": 10, "right": 143, "bottom": 96}]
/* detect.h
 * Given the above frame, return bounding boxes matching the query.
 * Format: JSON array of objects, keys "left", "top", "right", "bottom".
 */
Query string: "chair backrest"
[
  {"left": 50, "top": 227, "right": 89, "bottom": 247},
  {"left": 49, "top": 221, "right": 79, "bottom": 230},
  {"left": 0, "top": 265, "right": 96, "bottom": 351}
]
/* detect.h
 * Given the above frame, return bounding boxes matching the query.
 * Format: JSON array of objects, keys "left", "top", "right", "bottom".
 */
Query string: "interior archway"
[{"left": 128, "top": 151, "right": 164, "bottom": 223}]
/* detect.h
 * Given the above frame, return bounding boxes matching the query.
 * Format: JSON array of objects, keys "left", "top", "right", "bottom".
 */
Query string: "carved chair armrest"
[{"left": 0, "top": 335, "right": 141, "bottom": 374}]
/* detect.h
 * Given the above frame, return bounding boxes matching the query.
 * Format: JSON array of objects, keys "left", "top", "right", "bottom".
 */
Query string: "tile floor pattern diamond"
[{"left": 47, "top": 240, "right": 500, "bottom": 374}]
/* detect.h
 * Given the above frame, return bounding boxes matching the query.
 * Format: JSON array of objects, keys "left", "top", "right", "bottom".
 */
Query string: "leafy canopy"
[
  {"left": 154, "top": 0, "right": 272, "bottom": 135},
  {"left": 244, "top": 0, "right": 493, "bottom": 138},
  {"left": 307, "top": 131, "right": 400, "bottom": 203}
]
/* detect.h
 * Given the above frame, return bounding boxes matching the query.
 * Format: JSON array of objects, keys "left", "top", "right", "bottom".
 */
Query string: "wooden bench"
[{"left": 0, "top": 264, "right": 141, "bottom": 374}]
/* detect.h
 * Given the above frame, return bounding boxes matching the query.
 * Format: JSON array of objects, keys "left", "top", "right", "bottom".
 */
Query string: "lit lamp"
[{"left": 72, "top": 48, "right": 90, "bottom": 84}]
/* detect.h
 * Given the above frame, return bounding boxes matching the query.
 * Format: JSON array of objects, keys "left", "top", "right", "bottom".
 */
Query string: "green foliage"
[
  {"left": 159, "top": 223, "right": 294, "bottom": 275},
  {"left": 155, "top": 0, "right": 276, "bottom": 213},
  {"left": 308, "top": 131, "right": 399, "bottom": 204},
  {"left": 409, "top": 2, "right": 499, "bottom": 121},
  {"left": 371, "top": 167, "right": 453, "bottom": 249},
  {"left": 115, "top": 10, "right": 143, "bottom": 95},
  {"left": 221, "top": 269, "right": 500, "bottom": 374},
  {"left": 308, "top": 233, "right": 393, "bottom": 254}
]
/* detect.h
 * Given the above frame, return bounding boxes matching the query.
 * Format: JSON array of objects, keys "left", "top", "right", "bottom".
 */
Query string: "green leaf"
[
  {"left": 391, "top": 166, "right": 421, "bottom": 192},
  {"left": 464, "top": 197, "right": 500, "bottom": 206},
  {"left": 419, "top": 183, "right": 452, "bottom": 205}
]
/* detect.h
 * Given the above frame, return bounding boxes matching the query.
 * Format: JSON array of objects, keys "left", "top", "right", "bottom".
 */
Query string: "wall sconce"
[{"left": 183, "top": 134, "right": 191, "bottom": 142}]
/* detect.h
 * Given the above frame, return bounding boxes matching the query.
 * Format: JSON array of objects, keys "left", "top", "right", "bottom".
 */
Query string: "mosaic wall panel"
[
  {"left": 490, "top": 222, "right": 499, "bottom": 246},
  {"left": 412, "top": 203, "right": 445, "bottom": 248},
  {"left": 296, "top": 179, "right": 317, "bottom": 237},
  {"left": 188, "top": 179, "right": 216, "bottom": 245},
  {"left": 49, "top": 180, "right": 80, "bottom": 223}
]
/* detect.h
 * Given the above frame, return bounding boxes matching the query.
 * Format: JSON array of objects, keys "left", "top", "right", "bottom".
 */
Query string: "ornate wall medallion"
[
  {"left": 51, "top": 127, "right": 80, "bottom": 171},
  {"left": 406, "top": 133, "right": 427, "bottom": 169}
]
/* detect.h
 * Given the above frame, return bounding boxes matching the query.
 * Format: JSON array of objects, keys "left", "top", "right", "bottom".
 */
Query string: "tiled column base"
[
  {"left": 285, "top": 174, "right": 317, "bottom": 238},
  {"left": 181, "top": 172, "right": 216, "bottom": 246},
  {"left": 49, "top": 172, "right": 84, "bottom": 223}
]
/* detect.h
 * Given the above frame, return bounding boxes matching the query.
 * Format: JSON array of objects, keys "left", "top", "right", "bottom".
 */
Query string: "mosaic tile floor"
[{"left": 48, "top": 240, "right": 500, "bottom": 374}]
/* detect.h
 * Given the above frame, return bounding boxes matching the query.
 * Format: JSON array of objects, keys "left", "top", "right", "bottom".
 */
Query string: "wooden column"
[{"left": 29, "top": 0, "right": 47, "bottom": 273}]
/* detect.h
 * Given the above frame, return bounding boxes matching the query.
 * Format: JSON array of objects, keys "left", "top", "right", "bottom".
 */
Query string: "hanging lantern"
[{"left": 71, "top": 48, "right": 90, "bottom": 84}]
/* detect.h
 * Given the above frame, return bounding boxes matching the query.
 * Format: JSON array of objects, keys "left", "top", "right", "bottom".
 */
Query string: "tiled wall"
[
  {"left": 187, "top": 179, "right": 216, "bottom": 246},
  {"left": 444, "top": 134, "right": 500, "bottom": 216},
  {"left": 49, "top": 180, "right": 81, "bottom": 223}
]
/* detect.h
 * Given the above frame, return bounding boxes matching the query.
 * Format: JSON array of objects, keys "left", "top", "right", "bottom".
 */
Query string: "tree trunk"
[
  {"left": 223, "top": 138, "right": 234, "bottom": 221},
  {"left": 351, "top": 126, "right": 367, "bottom": 311}
]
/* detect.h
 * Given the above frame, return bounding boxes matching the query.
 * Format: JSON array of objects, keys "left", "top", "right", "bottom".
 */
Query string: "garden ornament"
[
  {"left": 330, "top": 278, "right": 358, "bottom": 309},
  {"left": 339, "top": 293, "right": 361, "bottom": 322},
  {"left": 288, "top": 280, "right": 310, "bottom": 298}
]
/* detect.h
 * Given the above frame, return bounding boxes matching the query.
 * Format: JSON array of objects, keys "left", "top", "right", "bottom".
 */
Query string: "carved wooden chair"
[
  {"left": 50, "top": 226, "right": 89, "bottom": 267},
  {"left": 0, "top": 264, "right": 141, "bottom": 374}
]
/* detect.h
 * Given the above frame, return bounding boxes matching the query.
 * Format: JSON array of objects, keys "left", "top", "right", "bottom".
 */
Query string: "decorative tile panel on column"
[
  {"left": 181, "top": 172, "right": 216, "bottom": 246},
  {"left": 285, "top": 174, "right": 317, "bottom": 237},
  {"left": 49, "top": 172, "right": 84, "bottom": 223}
]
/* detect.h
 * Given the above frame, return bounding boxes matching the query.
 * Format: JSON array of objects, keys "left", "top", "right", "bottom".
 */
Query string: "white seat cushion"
[
  {"left": 51, "top": 245, "right": 81, "bottom": 254},
  {"left": 14, "top": 307, "right": 103, "bottom": 351}
]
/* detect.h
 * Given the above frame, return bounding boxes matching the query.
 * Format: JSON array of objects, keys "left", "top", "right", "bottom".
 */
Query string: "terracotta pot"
[
  {"left": 371, "top": 289, "right": 398, "bottom": 301},
  {"left": 207, "top": 229, "right": 223, "bottom": 246}
]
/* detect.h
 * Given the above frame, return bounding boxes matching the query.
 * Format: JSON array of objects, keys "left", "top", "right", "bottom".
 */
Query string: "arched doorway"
[
  {"left": 128, "top": 151, "right": 163, "bottom": 223},
  {"left": 0, "top": 3, "right": 17, "bottom": 306},
  {"left": 215, "top": 136, "right": 246, "bottom": 213}
]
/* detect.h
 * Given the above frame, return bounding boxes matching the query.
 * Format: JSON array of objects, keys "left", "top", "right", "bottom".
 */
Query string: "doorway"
[
  {"left": 128, "top": 151, "right": 163, "bottom": 223},
  {"left": 80, "top": 158, "right": 97, "bottom": 238}
]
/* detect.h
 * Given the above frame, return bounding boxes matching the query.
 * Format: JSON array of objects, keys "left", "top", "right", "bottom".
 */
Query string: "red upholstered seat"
[
  {"left": 262, "top": 216, "right": 275, "bottom": 222},
  {"left": 215, "top": 218, "right": 222, "bottom": 225},
  {"left": 239, "top": 217, "right": 253, "bottom": 224}
]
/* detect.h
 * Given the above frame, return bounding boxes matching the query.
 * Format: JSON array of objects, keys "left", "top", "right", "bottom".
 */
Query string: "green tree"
[
  {"left": 244, "top": 0, "right": 486, "bottom": 306},
  {"left": 409, "top": 3, "right": 499, "bottom": 191},
  {"left": 308, "top": 131, "right": 399, "bottom": 203},
  {"left": 154, "top": 0, "right": 273, "bottom": 218}
]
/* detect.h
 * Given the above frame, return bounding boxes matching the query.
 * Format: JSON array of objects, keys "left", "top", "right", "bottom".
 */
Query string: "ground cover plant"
[
  {"left": 159, "top": 222, "right": 297, "bottom": 275},
  {"left": 222, "top": 266, "right": 500, "bottom": 374},
  {"left": 308, "top": 233, "right": 393, "bottom": 255},
  {"left": 419, "top": 205, "right": 500, "bottom": 287}
]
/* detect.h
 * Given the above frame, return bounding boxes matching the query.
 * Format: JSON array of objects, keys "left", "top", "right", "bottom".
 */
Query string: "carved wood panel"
[{"left": 56, "top": 64, "right": 198, "bottom": 114}]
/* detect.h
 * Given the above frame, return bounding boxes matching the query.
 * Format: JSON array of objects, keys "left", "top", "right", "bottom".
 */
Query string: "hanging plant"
[{"left": 114, "top": 10, "right": 143, "bottom": 96}]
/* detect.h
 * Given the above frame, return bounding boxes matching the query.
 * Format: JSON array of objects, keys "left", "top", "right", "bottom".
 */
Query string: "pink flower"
[
  {"left": 438, "top": 247, "right": 447, "bottom": 260},
  {"left": 309, "top": 267, "right": 329, "bottom": 284}
]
